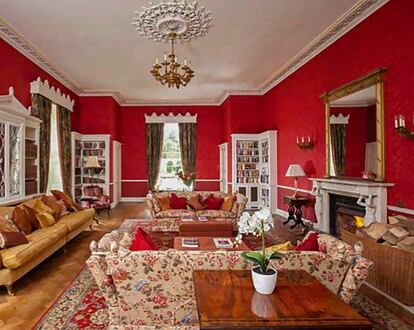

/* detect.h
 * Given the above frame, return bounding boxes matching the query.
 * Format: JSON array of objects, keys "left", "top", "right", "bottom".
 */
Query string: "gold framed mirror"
[{"left": 321, "top": 68, "right": 387, "bottom": 181}]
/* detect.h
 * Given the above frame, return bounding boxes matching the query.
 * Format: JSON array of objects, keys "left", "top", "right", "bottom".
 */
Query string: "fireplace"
[{"left": 329, "top": 194, "right": 365, "bottom": 237}]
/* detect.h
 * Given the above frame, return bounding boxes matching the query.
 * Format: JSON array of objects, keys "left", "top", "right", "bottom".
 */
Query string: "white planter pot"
[{"left": 251, "top": 267, "right": 277, "bottom": 295}]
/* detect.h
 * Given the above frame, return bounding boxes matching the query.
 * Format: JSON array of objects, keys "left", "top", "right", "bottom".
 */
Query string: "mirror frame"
[{"left": 320, "top": 68, "right": 387, "bottom": 181}]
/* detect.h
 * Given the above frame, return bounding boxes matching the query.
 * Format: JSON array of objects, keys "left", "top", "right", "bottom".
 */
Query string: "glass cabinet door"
[
  {"left": 9, "top": 124, "right": 21, "bottom": 196},
  {"left": 0, "top": 123, "right": 5, "bottom": 198}
]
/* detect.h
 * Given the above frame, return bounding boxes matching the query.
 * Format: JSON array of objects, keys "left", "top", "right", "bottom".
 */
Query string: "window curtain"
[
  {"left": 330, "top": 124, "right": 346, "bottom": 176},
  {"left": 146, "top": 123, "right": 164, "bottom": 191},
  {"left": 178, "top": 123, "right": 196, "bottom": 177},
  {"left": 57, "top": 105, "right": 72, "bottom": 196},
  {"left": 31, "top": 94, "right": 52, "bottom": 193}
]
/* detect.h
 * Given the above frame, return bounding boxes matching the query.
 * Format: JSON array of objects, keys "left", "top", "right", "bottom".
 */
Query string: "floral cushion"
[
  {"left": 195, "top": 210, "right": 236, "bottom": 218},
  {"left": 156, "top": 209, "right": 195, "bottom": 218}
]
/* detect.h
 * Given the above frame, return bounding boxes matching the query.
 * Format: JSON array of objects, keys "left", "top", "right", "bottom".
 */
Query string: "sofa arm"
[
  {"left": 146, "top": 194, "right": 157, "bottom": 219},
  {"left": 234, "top": 193, "right": 248, "bottom": 218},
  {"left": 338, "top": 255, "right": 374, "bottom": 303}
]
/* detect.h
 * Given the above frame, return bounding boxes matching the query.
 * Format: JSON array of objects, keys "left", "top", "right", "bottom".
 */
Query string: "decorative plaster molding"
[
  {"left": 0, "top": 0, "right": 389, "bottom": 105},
  {"left": 145, "top": 112, "right": 197, "bottom": 123},
  {"left": 30, "top": 77, "right": 75, "bottom": 111},
  {"left": 330, "top": 113, "right": 350, "bottom": 124},
  {"left": 0, "top": 17, "right": 80, "bottom": 94},
  {"left": 330, "top": 100, "right": 376, "bottom": 108},
  {"left": 79, "top": 91, "right": 125, "bottom": 105}
]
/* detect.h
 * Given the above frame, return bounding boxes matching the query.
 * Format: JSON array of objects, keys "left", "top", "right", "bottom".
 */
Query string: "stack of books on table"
[
  {"left": 198, "top": 216, "right": 208, "bottom": 222},
  {"left": 181, "top": 216, "right": 194, "bottom": 222},
  {"left": 182, "top": 238, "right": 199, "bottom": 248}
]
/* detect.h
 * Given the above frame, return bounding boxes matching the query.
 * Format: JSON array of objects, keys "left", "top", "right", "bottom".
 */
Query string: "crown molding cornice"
[
  {"left": 0, "top": 17, "right": 80, "bottom": 94},
  {"left": 1, "top": 0, "right": 389, "bottom": 106}
]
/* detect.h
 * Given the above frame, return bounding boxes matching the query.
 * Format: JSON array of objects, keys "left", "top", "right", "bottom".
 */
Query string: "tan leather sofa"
[{"left": 0, "top": 198, "right": 94, "bottom": 295}]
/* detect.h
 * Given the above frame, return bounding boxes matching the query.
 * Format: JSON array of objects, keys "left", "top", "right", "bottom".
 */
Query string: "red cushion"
[
  {"left": 204, "top": 195, "right": 224, "bottom": 210},
  {"left": 294, "top": 233, "right": 319, "bottom": 251},
  {"left": 170, "top": 193, "right": 188, "bottom": 209},
  {"left": 129, "top": 228, "right": 158, "bottom": 251}
]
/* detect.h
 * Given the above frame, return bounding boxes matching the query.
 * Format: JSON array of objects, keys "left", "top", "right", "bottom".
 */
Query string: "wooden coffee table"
[
  {"left": 174, "top": 237, "right": 249, "bottom": 251},
  {"left": 193, "top": 269, "right": 372, "bottom": 329},
  {"left": 179, "top": 218, "right": 234, "bottom": 237}
]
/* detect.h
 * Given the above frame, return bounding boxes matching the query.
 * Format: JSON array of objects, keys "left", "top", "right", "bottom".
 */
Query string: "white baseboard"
[
  {"left": 387, "top": 205, "right": 414, "bottom": 216},
  {"left": 120, "top": 197, "right": 146, "bottom": 202}
]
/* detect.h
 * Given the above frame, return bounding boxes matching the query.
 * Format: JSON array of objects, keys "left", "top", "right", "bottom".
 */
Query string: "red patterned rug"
[{"left": 33, "top": 224, "right": 412, "bottom": 330}]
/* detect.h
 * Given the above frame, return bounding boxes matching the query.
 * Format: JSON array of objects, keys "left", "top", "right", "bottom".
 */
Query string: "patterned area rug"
[{"left": 33, "top": 220, "right": 412, "bottom": 330}]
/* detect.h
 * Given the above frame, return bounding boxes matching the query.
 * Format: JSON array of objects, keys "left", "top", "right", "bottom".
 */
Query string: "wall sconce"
[
  {"left": 296, "top": 135, "right": 314, "bottom": 150},
  {"left": 394, "top": 115, "right": 414, "bottom": 139}
]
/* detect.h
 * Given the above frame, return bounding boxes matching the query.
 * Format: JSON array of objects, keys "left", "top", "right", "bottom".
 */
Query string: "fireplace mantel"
[{"left": 310, "top": 178, "right": 394, "bottom": 233}]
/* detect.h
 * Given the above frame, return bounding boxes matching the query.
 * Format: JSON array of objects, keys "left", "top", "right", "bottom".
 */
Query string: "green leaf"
[
  {"left": 267, "top": 251, "right": 284, "bottom": 260},
  {"left": 242, "top": 251, "right": 266, "bottom": 270}
]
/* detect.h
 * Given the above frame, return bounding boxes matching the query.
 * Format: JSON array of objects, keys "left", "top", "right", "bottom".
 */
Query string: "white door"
[
  {"left": 112, "top": 141, "right": 122, "bottom": 206},
  {"left": 219, "top": 143, "right": 228, "bottom": 193}
]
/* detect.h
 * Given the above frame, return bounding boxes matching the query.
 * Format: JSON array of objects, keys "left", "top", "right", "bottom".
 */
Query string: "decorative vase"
[{"left": 251, "top": 267, "right": 278, "bottom": 295}]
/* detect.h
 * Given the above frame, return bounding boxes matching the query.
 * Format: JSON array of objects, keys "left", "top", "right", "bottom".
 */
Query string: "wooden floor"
[{"left": 0, "top": 202, "right": 411, "bottom": 329}]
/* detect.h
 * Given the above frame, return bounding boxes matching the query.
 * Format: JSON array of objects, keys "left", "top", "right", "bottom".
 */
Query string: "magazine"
[
  {"left": 182, "top": 238, "right": 199, "bottom": 248},
  {"left": 213, "top": 238, "right": 234, "bottom": 249},
  {"left": 198, "top": 216, "right": 208, "bottom": 222},
  {"left": 181, "top": 216, "right": 194, "bottom": 222}
]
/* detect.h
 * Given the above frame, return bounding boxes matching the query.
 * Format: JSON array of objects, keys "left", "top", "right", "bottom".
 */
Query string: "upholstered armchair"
[{"left": 83, "top": 186, "right": 111, "bottom": 218}]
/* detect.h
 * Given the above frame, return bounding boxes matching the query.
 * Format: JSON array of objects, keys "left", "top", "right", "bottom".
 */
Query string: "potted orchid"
[{"left": 235, "top": 208, "right": 283, "bottom": 294}]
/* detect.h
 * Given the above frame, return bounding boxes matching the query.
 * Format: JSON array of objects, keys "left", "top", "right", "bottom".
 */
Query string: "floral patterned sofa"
[
  {"left": 86, "top": 230, "right": 373, "bottom": 329},
  {"left": 146, "top": 191, "right": 248, "bottom": 232}
]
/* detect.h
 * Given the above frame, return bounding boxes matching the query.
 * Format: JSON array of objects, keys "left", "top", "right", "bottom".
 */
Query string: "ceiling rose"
[{"left": 131, "top": 0, "right": 213, "bottom": 42}]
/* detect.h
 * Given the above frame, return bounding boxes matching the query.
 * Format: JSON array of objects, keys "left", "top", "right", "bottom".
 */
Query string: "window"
[
  {"left": 46, "top": 104, "right": 63, "bottom": 193},
  {"left": 157, "top": 123, "right": 185, "bottom": 190}
]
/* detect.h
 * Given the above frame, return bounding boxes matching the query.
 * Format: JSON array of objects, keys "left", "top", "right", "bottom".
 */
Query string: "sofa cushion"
[
  {"left": 155, "top": 196, "right": 170, "bottom": 211},
  {"left": 0, "top": 232, "right": 28, "bottom": 248},
  {"left": 51, "top": 190, "right": 83, "bottom": 212},
  {"left": 41, "top": 195, "right": 66, "bottom": 220},
  {"left": 36, "top": 212, "right": 56, "bottom": 228},
  {"left": 195, "top": 210, "right": 236, "bottom": 218},
  {"left": 23, "top": 205, "right": 40, "bottom": 229},
  {"left": 204, "top": 195, "right": 224, "bottom": 210},
  {"left": 0, "top": 224, "right": 68, "bottom": 269},
  {"left": 156, "top": 209, "right": 195, "bottom": 218},
  {"left": 0, "top": 215, "right": 19, "bottom": 232},
  {"left": 187, "top": 194, "right": 206, "bottom": 211},
  {"left": 221, "top": 194, "right": 236, "bottom": 212},
  {"left": 12, "top": 206, "right": 33, "bottom": 235},
  {"left": 170, "top": 193, "right": 187, "bottom": 209},
  {"left": 294, "top": 233, "right": 319, "bottom": 251},
  {"left": 130, "top": 228, "right": 158, "bottom": 251},
  {"left": 58, "top": 209, "right": 94, "bottom": 231}
]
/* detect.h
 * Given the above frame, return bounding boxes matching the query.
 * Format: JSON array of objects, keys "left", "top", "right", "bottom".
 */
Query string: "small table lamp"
[
  {"left": 285, "top": 164, "right": 306, "bottom": 198},
  {"left": 84, "top": 156, "right": 101, "bottom": 186}
]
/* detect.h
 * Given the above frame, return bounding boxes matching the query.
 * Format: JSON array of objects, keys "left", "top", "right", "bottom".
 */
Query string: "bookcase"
[
  {"left": 231, "top": 131, "right": 277, "bottom": 212},
  {"left": 71, "top": 133, "right": 110, "bottom": 200}
]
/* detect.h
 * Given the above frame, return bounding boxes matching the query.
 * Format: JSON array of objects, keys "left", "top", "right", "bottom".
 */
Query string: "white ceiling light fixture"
[{"left": 132, "top": 0, "right": 213, "bottom": 88}]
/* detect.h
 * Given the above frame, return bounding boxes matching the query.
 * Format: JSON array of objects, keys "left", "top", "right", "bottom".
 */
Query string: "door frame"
[
  {"left": 112, "top": 141, "right": 122, "bottom": 207},
  {"left": 218, "top": 143, "right": 228, "bottom": 193}
]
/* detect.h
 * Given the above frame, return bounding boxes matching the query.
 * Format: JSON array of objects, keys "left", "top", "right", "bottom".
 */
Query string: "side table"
[{"left": 283, "top": 196, "right": 308, "bottom": 229}]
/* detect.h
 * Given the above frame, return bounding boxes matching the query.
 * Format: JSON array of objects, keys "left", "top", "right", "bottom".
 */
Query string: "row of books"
[
  {"left": 237, "top": 177, "right": 260, "bottom": 184},
  {"left": 83, "top": 149, "right": 104, "bottom": 156},
  {"left": 237, "top": 170, "right": 259, "bottom": 178},
  {"left": 237, "top": 156, "right": 260, "bottom": 163},
  {"left": 237, "top": 163, "right": 258, "bottom": 170},
  {"left": 236, "top": 141, "right": 258, "bottom": 149},
  {"left": 83, "top": 141, "right": 105, "bottom": 149}
]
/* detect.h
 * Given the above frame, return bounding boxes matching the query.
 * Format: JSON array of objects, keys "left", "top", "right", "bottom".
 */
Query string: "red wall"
[
  {"left": 262, "top": 0, "right": 414, "bottom": 219},
  {"left": 120, "top": 105, "right": 224, "bottom": 197},
  {"left": 0, "top": 39, "right": 79, "bottom": 122}
]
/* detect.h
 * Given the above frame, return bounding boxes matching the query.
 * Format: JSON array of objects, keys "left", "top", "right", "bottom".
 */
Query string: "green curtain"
[
  {"left": 330, "top": 124, "right": 346, "bottom": 176},
  {"left": 31, "top": 94, "right": 52, "bottom": 193},
  {"left": 146, "top": 123, "right": 164, "bottom": 191},
  {"left": 178, "top": 123, "right": 196, "bottom": 177},
  {"left": 57, "top": 105, "right": 72, "bottom": 196}
]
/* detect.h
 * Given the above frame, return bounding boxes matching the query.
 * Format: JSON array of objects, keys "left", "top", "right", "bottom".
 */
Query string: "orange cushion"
[
  {"left": 12, "top": 207, "right": 32, "bottom": 235},
  {"left": 156, "top": 196, "right": 170, "bottom": 211},
  {"left": 51, "top": 190, "right": 82, "bottom": 212},
  {"left": 36, "top": 212, "right": 56, "bottom": 228},
  {"left": 221, "top": 194, "right": 236, "bottom": 212},
  {"left": 23, "top": 205, "right": 39, "bottom": 229},
  {"left": 187, "top": 194, "right": 206, "bottom": 211},
  {"left": 32, "top": 200, "right": 55, "bottom": 216},
  {"left": 41, "top": 195, "right": 65, "bottom": 220}
]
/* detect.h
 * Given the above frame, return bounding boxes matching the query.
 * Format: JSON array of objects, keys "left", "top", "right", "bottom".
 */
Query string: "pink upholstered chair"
[{"left": 84, "top": 186, "right": 111, "bottom": 218}]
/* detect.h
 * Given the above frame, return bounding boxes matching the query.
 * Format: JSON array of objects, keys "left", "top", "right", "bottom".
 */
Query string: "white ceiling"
[{"left": 0, "top": 0, "right": 385, "bottom": 105}]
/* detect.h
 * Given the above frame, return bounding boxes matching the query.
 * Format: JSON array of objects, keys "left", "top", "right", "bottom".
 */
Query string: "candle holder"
[
  {"left": 394, "top": 115, "right": 414, "bottom": 139},
  {"left": 296, "top": 136, "right": 314, "bottom": 150}
]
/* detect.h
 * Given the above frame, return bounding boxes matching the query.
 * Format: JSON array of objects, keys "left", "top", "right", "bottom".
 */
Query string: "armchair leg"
[{"left": 6, "top": 284, "right": 14, "bottom": 296}]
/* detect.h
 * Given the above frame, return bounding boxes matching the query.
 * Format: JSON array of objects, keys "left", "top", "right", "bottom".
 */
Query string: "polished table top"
[{"left": 193, "top": 269, "right": 372, "bottom": 329}]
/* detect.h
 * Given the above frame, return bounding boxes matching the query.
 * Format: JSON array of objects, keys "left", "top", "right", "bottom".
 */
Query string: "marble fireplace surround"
[{"left": 310, "top": 178, "right": 394, "bottom": 233}]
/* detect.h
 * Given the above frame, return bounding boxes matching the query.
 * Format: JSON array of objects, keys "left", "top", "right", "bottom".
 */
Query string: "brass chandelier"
[{"left": 150, "top": 32, "right": 194, "bottom": 89}]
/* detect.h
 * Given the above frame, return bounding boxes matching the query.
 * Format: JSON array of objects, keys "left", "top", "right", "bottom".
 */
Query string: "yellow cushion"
[
  {"left": 0, "top": 224, "right": 67, "bottom": 269},
  {"left": 57, "top": 209, "right": 94, "bottom": 231},
  {"left": 221, "top": 194, "right": 236, "bottom": 212},
  {"left": 265, "top": 241, "right": 293, "bottom": 254},
  {"left": 36, "top": 212, "right": 56, "bottom": 228},
  {"left": 32, "top": 200, "right": 55, "bottom": 216}
]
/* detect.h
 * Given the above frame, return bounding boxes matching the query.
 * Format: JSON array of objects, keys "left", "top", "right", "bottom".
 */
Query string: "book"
[
  {"left": 181, "top": 216, "right": 194, "bottom": 222},
  {"left": 198, "top": 216, "right": 208, "bottom": 222},
  {"left": 213, "top": 238, "right": 234, "bottom": 249},
  {"left": 182, "top": 238, "right": 199, "bottom": 248}
]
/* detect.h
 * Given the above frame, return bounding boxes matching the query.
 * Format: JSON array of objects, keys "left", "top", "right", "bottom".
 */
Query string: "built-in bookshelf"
[
  {"left": 71, "top": 133, "right": 110, "bottom": 200},
  {"left": 24, "top": 125, "right": 39, "bottom": 196},
  {"left": 232, "top": 131, "right": 277, "bottom": 211}
]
